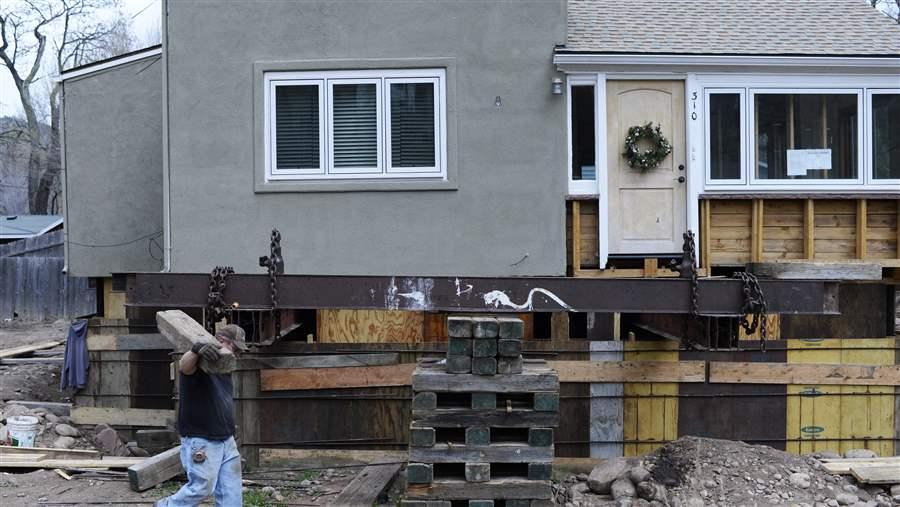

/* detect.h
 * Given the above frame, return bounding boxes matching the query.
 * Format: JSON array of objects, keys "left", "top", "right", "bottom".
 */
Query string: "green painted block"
[
  {"left": 446, "top": 355, "right": 471, "bottom": 373},
  {"left": 533, "top": 392, "right": 559, "bottom": 412},
  {"left": 465, "top": 462, "right": 490, "bottom": 482},
  {"left": 528, "top": 462, "right": 553, "bottom": 480},
  {"left": 401, "top": 501, "right": 452, "bottom": 507},
  {"left": 472, "top": 317, "right": 499, "bottom": 338},
  {"left": 465, "top": 426, "right": 490, "bottom": 446},
  {"left": 448, "top": 337, "right": 472, "bottom": 356},
  {"left": 498, "top": 317, "right": 525, "bottom": 339},
  {"left": 469, "top": 501, "right": 494, "bottom": 507},
  {"left": 497, "top": 356, "right": 523, "bottom": 374},
  {"left": 497, "top": 338, "right": 522, "bottom": 357},
  {"left": 412, "top": 392, "right": 436, "bottom": 410},
  {"left": 410, "top": 427, "right": 435, "bottom": 447},
  {"left": 505, "top": 500, "right": 531, "bottom": 507},
  {"left": 407, "top": 463, "right": 433, "bottom": 484},
  {"left": 472, "top": 338, "right": 497, "bottom": 358},
  {"left": 472, "top": 357, "right": 497, "bottom": 375},
  {"left": 471, "top": 392, "right": 497, "bottom": 410},
  {"left": 448, "top": 317, "right": 473, "bottom": 338},
  {"left": 528, "top": 428, "right": 553, "bottom": 447}
]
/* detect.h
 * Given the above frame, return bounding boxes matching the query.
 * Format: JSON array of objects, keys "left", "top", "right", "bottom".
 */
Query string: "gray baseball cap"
[{"left": 216, "top": 324, "right": 249, "bottom": 351}]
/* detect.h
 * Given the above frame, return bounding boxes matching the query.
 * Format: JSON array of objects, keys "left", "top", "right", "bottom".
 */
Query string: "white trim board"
[
  {"left": 58, "top": 47, "right": 162, "bottom": 81},
  {"left": 554, "top": 53, "right": 900, "bottom": 73}
]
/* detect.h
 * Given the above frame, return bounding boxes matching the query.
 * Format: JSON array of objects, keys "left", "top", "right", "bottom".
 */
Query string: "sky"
[{"left": 0, "top": 0, "right": 161, "bottom": 117}]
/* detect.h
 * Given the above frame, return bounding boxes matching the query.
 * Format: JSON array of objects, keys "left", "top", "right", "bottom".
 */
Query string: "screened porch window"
[
  {"left": 708, "top": 92, "right": 742, "bottom": 180},
  {"left": 754, "top": 93, "right": 858, "bottom": 181},
  {"left": 872, "top": 92, "right": 900, "bottom": 180},
  {"left": 571, "top": 85, "right": 596, "bottom": 181}
]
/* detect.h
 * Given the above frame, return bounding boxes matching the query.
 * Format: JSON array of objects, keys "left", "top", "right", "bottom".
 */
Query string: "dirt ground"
[{"left": 0, "top": 320, "right": 71, "bottom": 404}]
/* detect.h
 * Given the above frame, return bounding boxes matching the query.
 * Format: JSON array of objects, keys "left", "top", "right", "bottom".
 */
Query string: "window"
[
  {"left": 753, "top": 91, "right": 859, "bottom": 182},
  {"left": 871, "top": 91, "right": 900, "bottom": 180},
  {"left": 706, "top": 90, "right": 743, "bottom": 181},
  {"left": 265, "top": 69, "right": 445, "bottom": 181},
  {"left": 571, "top": 85, "right": 596, "bottom": 181}
]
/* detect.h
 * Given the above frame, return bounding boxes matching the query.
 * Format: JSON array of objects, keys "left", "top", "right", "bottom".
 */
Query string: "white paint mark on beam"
[
  {"left": 482, "top": 288, "right": 572, "bottom": 311},
  {"left": 455, "top": 278, "right": 473, "bottom": 297}
]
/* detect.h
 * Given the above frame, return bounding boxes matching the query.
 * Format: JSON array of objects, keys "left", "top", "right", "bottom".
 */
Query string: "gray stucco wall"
[
  {"left": 166, "top": 0, "right": 567, "bottom": 276},
  {"left": 63, "top": 56, "right": 164, "bottom": 277}
]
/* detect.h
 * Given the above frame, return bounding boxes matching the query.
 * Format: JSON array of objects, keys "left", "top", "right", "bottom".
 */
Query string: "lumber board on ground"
[
  {"left": 260, "top": 363, "right": 416, "bottom": 391},
  {"left": 747, "top": 261, "right": 882, "bottom": 280},
  {"left": 128, "top": 445, "right": 183, "bottom": 491},
  {"left": 12, "top": 401, "right": 71, "bottom": 416},
  {"left": 239, "top": 353, "right": 399, "bottom": 370},
  {"left": 550, "top": 360, "right": 705, "bottom": 383},
  {"left": 0, "top": 341, "right": 63, "bottom": 359},
  {"left": 0, "top": 446, "right": 100, "bottom": 459},
  {"left": 406, "top": 478, "right": 551, "bottom": 500},
  {"left": 0, "top": 357, "right": 63, "bottom": 365},
  {"left": 259, "top": 448, "right": 407, "bottom": 464},
  {"left": 820, "top": 457, "right": 900, "bottom": 474},
  {"left": 331, "top": 462, "right": 402, "bottom": 506},
  {"left": 850, "top": 465, "right": 900, "bottom": 485},
  {"left": 156, "top": 310, "right": 234, "bottom": 374},
  {"left": 709, "top": 362, "right": 900, "bottom": 386},
  {"left": 0, "top": 456, "right": 143, "bottom": 469},
  {"left": 87, "top": 334, "right": 172, "bottom": 351},
  {"left": 71, "top": 407, "right": 176, "bottom": 427}
]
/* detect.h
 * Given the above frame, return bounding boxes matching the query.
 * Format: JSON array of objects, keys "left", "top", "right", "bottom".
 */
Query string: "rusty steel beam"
[{"left": 125, "top": 273, "right": 838, "bottom": 316}]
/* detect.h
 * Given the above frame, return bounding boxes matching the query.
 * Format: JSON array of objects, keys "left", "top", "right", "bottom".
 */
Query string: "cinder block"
[
  {"left": 528, "top": 462, "right": 553, "bottom": 480},
  {"left": 410, "top": 426, "right": 435, "bottom": 447},
  {"left": 407, "top": 463, "right": 433, "bottom": 484},
  {"left": 471, "top": 392, "right": 497, "bottom": 410},
  {"left": 465, "top": 462, "right": 490, "bottom": 482},
  {"left": 472, "top": 317, "right": 499, "bottom": 339},
  {"left": 448, "top": 337, "right": 472, "bottom": 356},
  {"left": 466, "top": 426, "right": 490, "bottom": 446},
  {"left": 497, "top": 338, "right": 522, "bottom": 357},
  {"left": 401, "top": 501, "right": 452, "bottom": 507},
  {"left": 472, "top": 357, "right": 497, "bottom": 375},
  {"left": 497, "top": 356, "right": 523, "bottom": 374},
  {"left": 448, "top": 317, "right": 473, "bottom": 338},
  {"left": 528, "top": 428, "right": 553, "bottom": 447},
  {"left": 412, "top": 392, "right": 437, "bottom": 410},
  {"left": 498, "top": 317, "right": 525, "bottom": 339},
  {"left": 505, "top": 500, "right": 531, "bottom": 507},
  {"left": 446, "top": 355, "right": 472, "bottom": 373},
  {"left": 468, "top": 501, "right": 494, "bottom": 507},
  {"left": 472, "top": 338, "right": 497, "bottom": 358},
  {"left": 533, "top": 392, "right": 559, "bottom": 412}
]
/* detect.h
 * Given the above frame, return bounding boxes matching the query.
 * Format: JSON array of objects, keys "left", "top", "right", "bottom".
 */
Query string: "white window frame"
[
  {"left": 567, "top": 74, "right": 601, "bottom": 196},
  {"left": 704, "top": 88, "right": 746, "bottom": 186},
  {"left": 385, "top": 76, "right": 443, "bottom": 174},
  {"left": 267, "top": 79, "right": 326, "bottom": 178},
  {"left": 866, "top": 88, "right": 900, "bottom": 187},
  {"left": 264, "top": 69, "right": 446, "bottom": 181},
  {"left": 748, "top": 87, "right": 864, "bottom": 187}
]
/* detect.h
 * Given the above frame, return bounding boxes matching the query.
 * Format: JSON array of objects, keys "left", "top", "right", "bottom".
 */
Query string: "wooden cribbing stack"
[{"left": 403, "top": 316, "right": 559, "bottom": 507}]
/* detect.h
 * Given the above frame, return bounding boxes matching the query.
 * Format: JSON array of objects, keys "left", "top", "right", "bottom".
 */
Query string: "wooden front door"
[{"left": 606, "top": 80, "right": 686, "bottom": 254}]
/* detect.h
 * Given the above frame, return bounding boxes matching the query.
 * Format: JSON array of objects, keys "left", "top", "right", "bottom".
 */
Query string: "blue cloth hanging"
[{"left": 60, "top": 319, "right": 89, "bottom": 390}]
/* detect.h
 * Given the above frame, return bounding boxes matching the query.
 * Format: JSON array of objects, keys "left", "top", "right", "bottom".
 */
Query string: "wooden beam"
[
  {"left": 857, "top": 198, "right": 868, "bottom": 259},
  {"left": 643, "top": 258, "right": 658, "bottom": 278},
  {"left": 0, "top": 456, "right": 144, "bottom": 469},
  {"left": 87, "top": 334, "right": 172, "bottom": 351},
  {"left": 71, "top": 407, "right": 176, "bottom": 427},
  {"left": 11, "top": 401, "right": 70, "bottom": 416},
  {"left": 708, "top": 362, "right": 900, "bottom": 386},
  {"left": 748, "top": 261, "right": 883, "bottom": 281},
  {"left": 804, "top": 199, "right": 815, "bottom": 259},
  {"left": 332, "top": 463, "right": 402, "bottom": 506},
  {"left": 238, "top": 353, "right": 399, "bottom": 370},
  {"left": 156, "top": 310, "right": 234, "bottom": 374},
  {"left": 549, "top": 312, "right": 569, "bottom": 342},
  {"left": 0, "top": 358, "right": 63, "bottom": 365},
  {"left": 550, "top": 360, "right": 705, "bottom": 383},
  {"left": 128, "top": 446, "right": 183, "bottom": 492},
  {"left": 701, "top": 199, "right": 711, "bottom": 270},
  {"left": 751, "top": 199, "right": 764, "bottom": 262},
  {"left": 572, "top": 200, "right": 582, "bottom": 272},
  {"left": 259, "top": 448, "right": 408, "bottom": 464},
  {"left": 821, "top": 457, "right": 900, "bottom": 474},
  {"left": 0, "top": 446, "right": 100, "bottom": 460},
  {"left": 0, "top": 341, "right": 63, "bottom": 359},
  {"left": 260, "top": 363, "right": 416, "bottom": 391},
  {"left": 407, "top": 478, "right": 551, "bottom": 501},
  {"left": 850, "top": 465, "right": 900, "bottom": 485}
]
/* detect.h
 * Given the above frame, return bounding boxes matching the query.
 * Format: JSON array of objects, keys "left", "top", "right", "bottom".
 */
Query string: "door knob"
[{"left": 677, "top": 176, "right": 685, "bottom": 183}]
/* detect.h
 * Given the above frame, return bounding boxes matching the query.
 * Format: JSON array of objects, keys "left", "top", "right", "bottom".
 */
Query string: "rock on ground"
[
  {"left": 53, "top": 423, "right": 79, "bottom": 437},
  {"left": 52, "top": 436, "right": 76, "bottom": 449},
  {"left": 587, "top": 457, "right": 633, "bottom": 494}
]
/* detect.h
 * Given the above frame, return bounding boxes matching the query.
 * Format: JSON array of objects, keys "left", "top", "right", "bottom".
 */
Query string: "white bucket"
[{"left": 7, "top": 415, "right": 40, "bottom": 447}]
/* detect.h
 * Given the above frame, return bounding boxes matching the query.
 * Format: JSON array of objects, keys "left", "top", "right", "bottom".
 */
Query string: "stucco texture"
[
  {"left": 64, "top": 57, "right": 164, "bottom": 277},
  {"left": 166, "top": 0, "right": 568, "bottom": 276}
]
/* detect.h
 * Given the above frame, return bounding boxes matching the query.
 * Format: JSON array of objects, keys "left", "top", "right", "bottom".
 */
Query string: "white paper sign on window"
[{"left": 786, "top": 149, "right": 832, "bottom": 176}]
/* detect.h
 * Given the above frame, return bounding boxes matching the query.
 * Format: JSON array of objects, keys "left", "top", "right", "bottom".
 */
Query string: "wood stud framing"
[
  {"left": 804, "top": 199, "right": 815, "bottom": 259},
  {"left": 857, "top": 199, "right": 867, "bottom": 259}
]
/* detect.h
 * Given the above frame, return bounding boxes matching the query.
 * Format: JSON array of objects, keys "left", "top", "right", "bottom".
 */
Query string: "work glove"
[{"left": 191, "top": 342, "right": 222, "bottom": 363}]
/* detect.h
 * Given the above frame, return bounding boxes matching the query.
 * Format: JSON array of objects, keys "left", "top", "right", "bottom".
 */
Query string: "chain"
[
  {"left": 205, "top": 265, "right": 234, "bottom": 333},
  {"left": 259, "top": 229, "right": 284, "bottom": 342},
  {"left": 733, "top": 271, "right": 769, "bottom": 351},
  {"left": 670, "top": 231, "right": 701, "bottom": 349}
]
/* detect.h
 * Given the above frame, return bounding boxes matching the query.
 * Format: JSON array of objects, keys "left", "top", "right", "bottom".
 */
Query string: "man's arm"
[
  {"left": 179, "top": 342, "right": 222, "bottom": 376},
  {"left": 179, "top": 350, "right": 201, "bottom": 376}
]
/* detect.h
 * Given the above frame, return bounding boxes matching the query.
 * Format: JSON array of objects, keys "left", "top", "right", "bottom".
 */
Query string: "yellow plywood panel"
[
  {"left": 623, "top": 341, "right": 678, "bottom": 456},
  {"left": 316, "top": 309, "right": 424, "bottom": 343},
  {"left": 787, "top": 339, "right": 895, "bottom": 456}
]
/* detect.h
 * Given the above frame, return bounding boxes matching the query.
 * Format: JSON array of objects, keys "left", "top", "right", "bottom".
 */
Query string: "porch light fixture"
[{"left": 551, "top": 77, "right": 563, "bottom": 95}]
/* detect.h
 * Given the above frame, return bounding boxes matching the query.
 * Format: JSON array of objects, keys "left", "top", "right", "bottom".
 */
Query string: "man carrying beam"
[{"left": 157, "top": 324, "right": 248, "bottom": 507}]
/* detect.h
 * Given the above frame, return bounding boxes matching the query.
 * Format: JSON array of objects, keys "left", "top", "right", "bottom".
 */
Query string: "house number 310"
[{"left": 690, "top": 91, "right": 698, "bottom": 121}]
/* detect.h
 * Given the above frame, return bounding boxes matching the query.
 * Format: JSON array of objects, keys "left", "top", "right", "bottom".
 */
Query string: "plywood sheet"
[
  {"left": 623, "top": 341, "right": 678, "bottom": 456},
  {"left": 317, "top": 309, "right": 424, "bottom": 343}
]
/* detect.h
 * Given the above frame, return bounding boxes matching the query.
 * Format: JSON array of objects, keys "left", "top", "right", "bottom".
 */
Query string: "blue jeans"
[{"left": 157, "top": 436, "right": 242, "bottom": 507}]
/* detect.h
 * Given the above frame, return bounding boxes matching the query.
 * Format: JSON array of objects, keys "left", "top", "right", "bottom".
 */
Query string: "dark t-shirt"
[{"left": 177, "top": 369, "right": 235, "bottom": 440}]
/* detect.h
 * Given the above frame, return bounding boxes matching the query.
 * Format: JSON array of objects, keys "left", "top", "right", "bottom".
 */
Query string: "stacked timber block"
[{"left": 404, "top": 316, "right": 558, "bottom": 507}]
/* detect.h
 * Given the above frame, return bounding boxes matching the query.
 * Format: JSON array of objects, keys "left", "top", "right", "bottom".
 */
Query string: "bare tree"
[{"left": 0, "top": 0, "right": 135, "bottom": 214}]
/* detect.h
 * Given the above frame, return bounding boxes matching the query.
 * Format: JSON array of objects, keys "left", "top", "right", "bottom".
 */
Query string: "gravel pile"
[{"left": 555, "top": 436, "right": 897, "bottom": 507}]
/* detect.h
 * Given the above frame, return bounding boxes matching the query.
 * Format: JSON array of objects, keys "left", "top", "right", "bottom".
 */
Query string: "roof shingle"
[{"left": 565, "top": 0, "right": 900, "bottom": 56}]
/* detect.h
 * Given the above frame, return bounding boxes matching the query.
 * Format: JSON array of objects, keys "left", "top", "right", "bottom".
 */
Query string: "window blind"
[
  {"left": 390, "top": 82, "right": 436, "bottom": 168},
  {"left": 332, "top": 83, "right": 378, "bottom": 169},
  {"left": 275, "top": 85, "right": 320, "bottom": 170}
]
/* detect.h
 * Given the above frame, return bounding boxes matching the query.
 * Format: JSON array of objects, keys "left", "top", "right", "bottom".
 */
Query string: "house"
[{"left": 57, "top": 0, "right": 899, "bottom": 462}]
